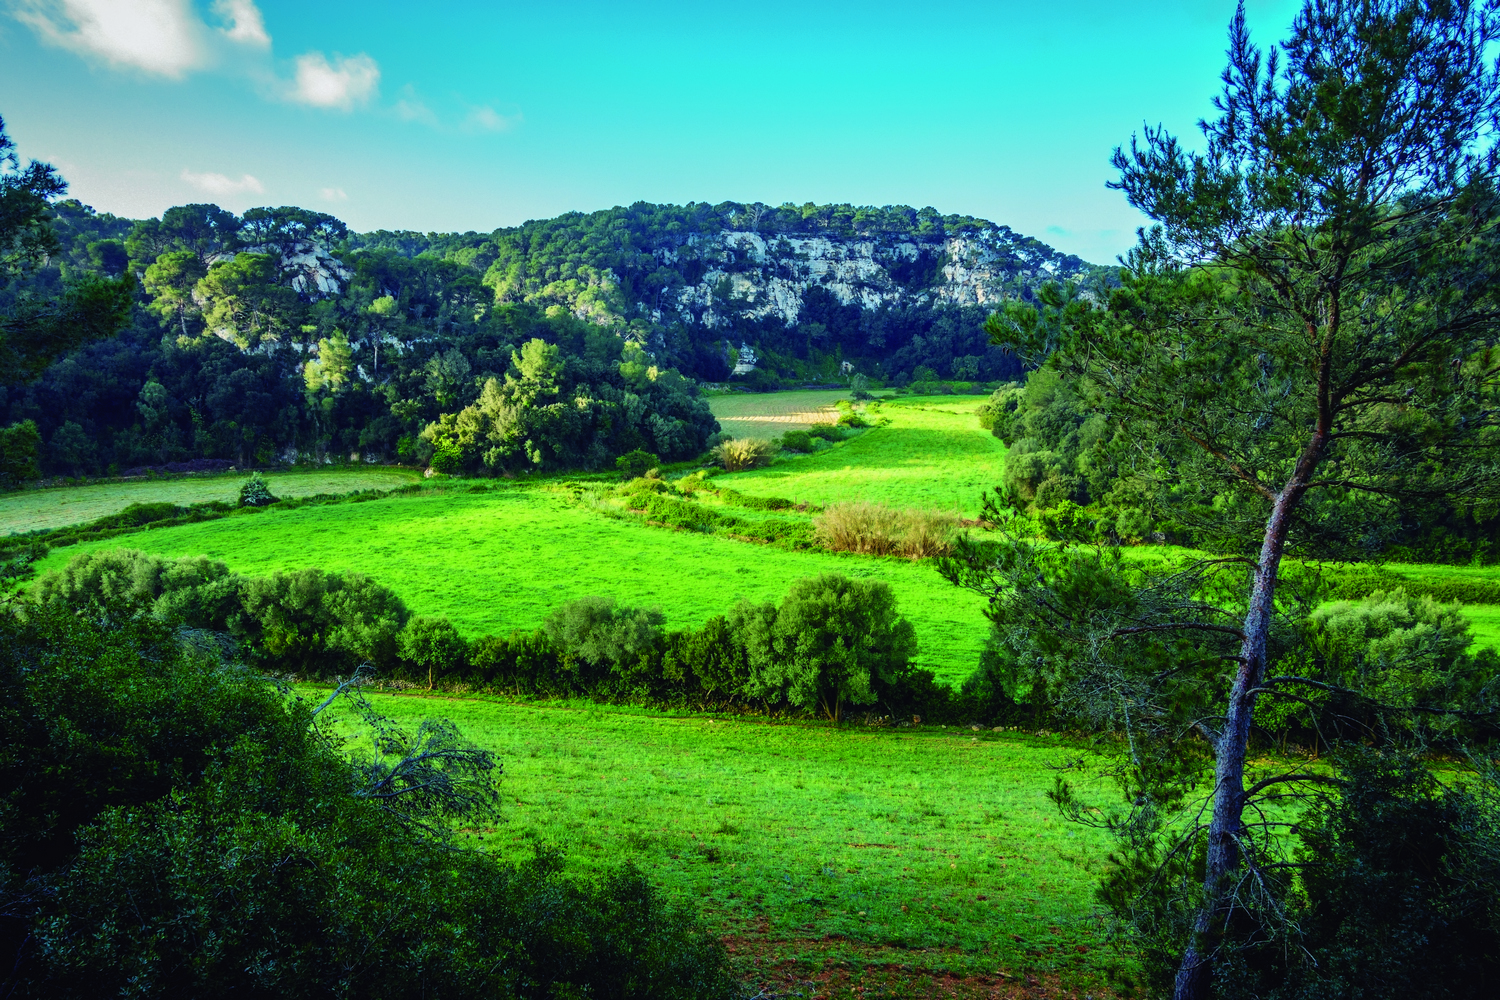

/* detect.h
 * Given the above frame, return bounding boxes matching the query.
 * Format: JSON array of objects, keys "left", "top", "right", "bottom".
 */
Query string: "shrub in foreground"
[{"left": 0, "top": 604, "right": 737, "bottom": 999}]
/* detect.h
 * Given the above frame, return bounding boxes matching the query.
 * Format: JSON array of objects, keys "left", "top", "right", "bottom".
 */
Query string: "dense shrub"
[
  {"left": 30, "top": 552, "right": 952, "bottom": 721},
  {"left": 0, "top": 604, "right": 737, "bottom": 998},
  {"left": 1212, "top": 753, "right": 1500, "bottom": 1000},
  {"left": 543, "top": 596, "right": 666, "bottom": 680},
  {"left": 780, "top": 429, "right": 815, "bottom": 452},
  {"left": 1257, "top": 589, "right": 1500, "bottom": 745},
  {"left": 92, "top": 500, "right": 186, "bottom": 527},
  {"left": 0, "top": 419, "right": 40, "bottom": 489},
  {"left": 237, "top": 471, "right": 277, "bottom": 506},
  {"left": 615, "top": 448, "right": 660, "bottom": 479},
  {"left": 737, "top": 574, "right": 919, "bottom": 721},
  {"left": 31, "top": 549, "right": 410, "bottom": 676}
]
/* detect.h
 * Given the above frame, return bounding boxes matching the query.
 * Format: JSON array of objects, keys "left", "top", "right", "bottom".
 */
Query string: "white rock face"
[
  {"left": 660, "top": 227, "right": 1085, "bottom": 328},
  {"left": 241, "top": 239, "right": 352, "bottom": 297}
]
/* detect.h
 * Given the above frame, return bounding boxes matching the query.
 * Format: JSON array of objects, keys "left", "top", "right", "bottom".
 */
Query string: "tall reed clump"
[
  {"left": 712, "top": 438, "right": 778, "bottom": 471},
  {"left": 813, "top": 502, "right": 959, "bottom": 558}
]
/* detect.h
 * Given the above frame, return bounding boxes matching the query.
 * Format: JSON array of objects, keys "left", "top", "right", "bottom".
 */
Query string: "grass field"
[
  {"left": 0, "top": 467, "right": 421, "bottom": 535},
  {"left": 24, "top": 389, "right": 1500, "bottom": 994},
  {"left": 707, "top": 389, "right": 853, "bottom": 439},
  {"left": 716, "top": 396, "right": 1006, "bottom": 517},
  {"left": 33, "top": 485, "right": 993, "bottom": 686},
  {"left": 317, "top": 688, "right": 1127, "bottom": 989}
]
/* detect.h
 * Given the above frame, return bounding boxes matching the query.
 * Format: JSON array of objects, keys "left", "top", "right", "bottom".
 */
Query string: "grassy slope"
[
  {"left": 1, "top": 468, "right": 421, "bottom": 535},
  {"left": 714, "top": 396, "right": 1004, "bottom": 517},
  {"left": 33, "top": 486, "right": 991, "bottom": 685},
  {"left": 320, "top": 688, "right": 1123, "bottom": 985}
]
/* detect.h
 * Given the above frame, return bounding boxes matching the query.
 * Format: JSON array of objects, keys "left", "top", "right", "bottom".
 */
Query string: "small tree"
[
  {"left": 0, "top": 420, "right": 40, "bottom": 489},
  {"left": 741, "top": 574, "right": 917, "bottom": 722},
  {"left": 237, "top": 472, "right": 277, "bottom": 507},
  {"left": 615, "top": 448, "right": 660, "bottom": 480},
  {"left": 397, "top": 616, "right": 468, "bottom": 689}
]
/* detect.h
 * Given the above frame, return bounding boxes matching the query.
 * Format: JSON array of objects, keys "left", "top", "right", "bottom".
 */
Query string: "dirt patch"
[{"left": 724, "top": 929, "right": 1121, "bottom": 1000}]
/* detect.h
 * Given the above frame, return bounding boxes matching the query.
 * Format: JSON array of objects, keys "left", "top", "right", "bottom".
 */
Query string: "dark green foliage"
[
  {"left": 398, "top": 615, "right": 470, "bottom": 687},
  {"left": 30, "top": 553, "right": 948, "bottom": 722},
  {"left": 543, "top": 596, "right": 667, "bottom": 681},
  {"left": 0, "top": 419, "right": 39, "bottom": 488},
  {"left": 972, "top": 3, "right": 1500, "bottom": 994},
  {"left": 1214, "top": 754, "right": 1500, "bottom": 1000},
  {"left": 616, "top": 448, "right": 660, "bottom": 479},
  {"left": 0, "top": 604, "right": 737, "bottom": 998},
  {"left": 980, "top": 370, "right": 1126, "bottom": 516},
  {"left": 31, "top": 549, "right": 409, "bottom": 676},
  {"left": 737, "top": 573, "right": 919, "bottom": 721},
  {"left": 0, "top": 186, "right": 1102, "bottom": 476},
  {"left": 237, "top": 471, "right": 277, "bottom": 507},
  {"left": 0, "top": 117, "right": 132, "bottom": 389},
  {"left": 780, "top": 429, "right": 815, "bottom": 452},
  {"left": 1261, "top": 590, "right": 1500, "bottom": 746},
  {"left": 98, "top": 500, "right": 186, "bottom": 526}
]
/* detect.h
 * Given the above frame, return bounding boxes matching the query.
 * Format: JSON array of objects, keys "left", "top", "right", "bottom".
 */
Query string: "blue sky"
[{"left": 0, "top": 0, "right": 1303, "bottom": 262}]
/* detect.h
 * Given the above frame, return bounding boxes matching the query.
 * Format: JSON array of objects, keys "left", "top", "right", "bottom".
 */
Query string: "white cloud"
[
  {"left": 12, "top": 0, "right": 205, "bottom": 77},
  {"left": 181, "top": 168, "right": 264, "bottom": 196},
  {"left": 394, "top": 85, "right": 438, "bottom": 126},
  {"left": 318, "top": 187, "right": 348, "bottom": 202},
  {"left": 465, "top": 105, "right": 520, "bottom": 133},
  {"left": 211, "top": 0, "right": 268, "bottom": 47},
  {"left": 290, "top": 51, "right": 379, "bottom": 110}
]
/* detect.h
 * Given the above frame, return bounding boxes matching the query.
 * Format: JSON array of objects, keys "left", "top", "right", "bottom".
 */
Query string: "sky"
[{"left": 0, "top": 0, "right": 1305, "bottom": 263}]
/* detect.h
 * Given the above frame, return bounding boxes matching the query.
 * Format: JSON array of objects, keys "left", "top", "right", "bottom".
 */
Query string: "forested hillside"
[{"left": 1, "top": 191, "right": 1099, "bottom": 478}]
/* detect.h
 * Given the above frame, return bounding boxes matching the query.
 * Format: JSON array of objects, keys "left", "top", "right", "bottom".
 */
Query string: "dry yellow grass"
[{"left": 814, "top": 501, "right": 960, "bottom": 558}]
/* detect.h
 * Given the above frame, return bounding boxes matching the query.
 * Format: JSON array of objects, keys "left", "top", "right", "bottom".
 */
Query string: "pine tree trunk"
[{"left": 1172, "top": 487, "right": 1302, "bottom": 1000}]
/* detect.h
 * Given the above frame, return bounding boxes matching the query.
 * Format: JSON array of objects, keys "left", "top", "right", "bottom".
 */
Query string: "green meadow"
[
  {"left": 707, "top": 387, "right": 851, "bottom": 439},
  {"left": 316, "top": 688, "right": 1125, "bottom": 987},
  {"left": 19, "top": 388, "right": 1500, "bottom": 995},
  {"left": 719, "top": 396, "right": 1005, "bottom": 516},
  {"left": 1, "top": 467, "right": 420, "bottom": 535},
  {"left": 30, "top": 484, "right": 992, "bottom": 686}
]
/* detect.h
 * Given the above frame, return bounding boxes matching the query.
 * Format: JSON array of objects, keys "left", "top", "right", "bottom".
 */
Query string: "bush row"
[{"left": 32, "top": 550, "right": 958, "bottom": 722}]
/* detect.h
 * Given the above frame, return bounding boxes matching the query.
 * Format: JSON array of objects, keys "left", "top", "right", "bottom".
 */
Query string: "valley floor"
[{"left": 316, "top": 687, "right": 1131, "bottom": 995}]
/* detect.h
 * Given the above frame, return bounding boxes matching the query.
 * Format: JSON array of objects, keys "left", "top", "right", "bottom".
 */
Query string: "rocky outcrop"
[{"left": 655, "top": 226, "right": 1089, "bottom": 330}]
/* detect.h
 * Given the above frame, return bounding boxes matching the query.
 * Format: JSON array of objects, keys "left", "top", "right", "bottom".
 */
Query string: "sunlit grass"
[
  {"left": 1, "top": 467, "right": 421, "bottom": 535},
  {"left": 316, "top": 688, "right": 1124, "bottom": 984},
  {"left": 32, "top": 485, "right": 991, "bottom": 685},
  {"left": 717, "top": 396, "right": 1005, "bottom": 516}
]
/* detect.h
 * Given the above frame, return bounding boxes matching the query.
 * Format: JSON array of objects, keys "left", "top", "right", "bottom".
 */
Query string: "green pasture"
[
  {"left": 707, "top": 389, "right": 851, "bottom": 439},
  {"left": 35, "top": 486, "right": 992, "bottom": 685},
  {"left": 717, "top": 396, "right": 1006, "bottom": 517},
  {"left": 1, "top": 467, "right": 421, "bottom": 536},
  {"left": 317, "top": 688, "right": 1124, "bottom": 985}
]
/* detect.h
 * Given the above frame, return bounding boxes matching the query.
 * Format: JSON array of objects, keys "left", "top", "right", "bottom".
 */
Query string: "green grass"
[
  {"left": 707, "top": 389, "right": 852, "bottom": 439},
  {"left": 1457, "top": 604, "right": 1500, "bottom": 650},
  {"left": 717, "top": 397, "right": 1005, "bottom": 517},
  {"left": 35, "top": 486, "right": 992, "bottom": 685},
  {"left": 317, "top": 688, "right": 1123, "bottom": 985},
  {"left": 1, "top": 468, "right": 421, "bottom": 535}
]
